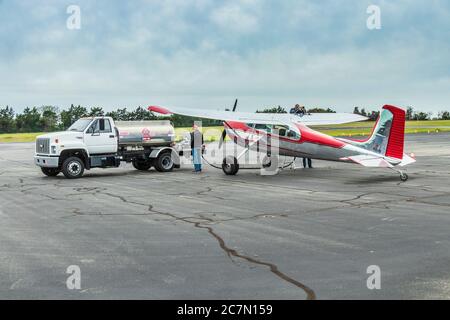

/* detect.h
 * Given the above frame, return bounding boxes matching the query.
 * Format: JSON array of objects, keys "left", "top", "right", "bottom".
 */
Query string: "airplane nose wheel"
[
  {"left": 222, "top": 156, "right": 239, "bottom": 175},
  {"left": 400, "top": 172, "right": 409, "bottom": 182}
]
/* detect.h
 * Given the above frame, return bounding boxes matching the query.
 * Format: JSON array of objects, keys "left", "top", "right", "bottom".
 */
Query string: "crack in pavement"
[
  {"left": 7, "top": 169, "right": 447, "bottom": 300},
  {"left": 62, "top": 208, "right": 156, "bottom": 218},
  {"left": 168, "top": 186, "right": 229, "bottom": 201},
  {"left": 93, "top": 190, "right": 317, "bottom": 300},
  {"left": 194, "top": 222, "right": 316, "bottom": 300},
  {"left": 294, "top": 189, "right": 450, "bottom": 215}
]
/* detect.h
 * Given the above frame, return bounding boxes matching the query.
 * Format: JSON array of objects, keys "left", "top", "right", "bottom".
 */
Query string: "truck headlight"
[{"left": 51, "top": 146, "right": 57, "bottom": 154}]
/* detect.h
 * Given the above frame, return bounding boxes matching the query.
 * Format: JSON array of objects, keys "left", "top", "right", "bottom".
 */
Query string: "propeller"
[
  {"left": 232, "top": 98, "right": 238, "bottom": 112},
  {"left": 219, "top": 99, "right": 238, "bottom": 149}
]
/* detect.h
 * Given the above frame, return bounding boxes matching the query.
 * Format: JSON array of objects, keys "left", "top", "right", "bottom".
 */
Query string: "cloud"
[
  {"left": 210, "top": 2, "right": 259, "bottom": 34},
  {"left": 0, "top": 0, "right": 449, "bottom": 113}
]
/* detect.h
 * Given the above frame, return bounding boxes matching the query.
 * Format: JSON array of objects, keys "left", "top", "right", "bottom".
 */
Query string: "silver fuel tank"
[{"left": 116, "top": 120, "right": 175, "bottom": 147}]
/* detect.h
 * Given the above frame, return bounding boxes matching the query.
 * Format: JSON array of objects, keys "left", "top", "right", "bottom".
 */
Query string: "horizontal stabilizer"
[
  {"left": 343, "top": 155, "right": 394, "bottom": 168},
  {"left": 399, "top": 153, "right": 416, "bottom": 167}
]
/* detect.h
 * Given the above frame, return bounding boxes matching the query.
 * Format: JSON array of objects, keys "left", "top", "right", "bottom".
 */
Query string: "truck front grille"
[{"left": 36, "top": 138, "right": 50, "bottom": 154}]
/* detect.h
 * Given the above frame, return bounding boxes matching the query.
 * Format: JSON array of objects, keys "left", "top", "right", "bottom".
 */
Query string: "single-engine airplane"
[{"left": 148, "top": 103, "right": 415, "bottom": 181}]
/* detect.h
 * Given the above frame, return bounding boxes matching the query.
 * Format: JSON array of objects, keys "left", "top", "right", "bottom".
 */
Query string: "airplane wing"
[{"left": 148, "top": 105, "right": 368, "bottom": 126}]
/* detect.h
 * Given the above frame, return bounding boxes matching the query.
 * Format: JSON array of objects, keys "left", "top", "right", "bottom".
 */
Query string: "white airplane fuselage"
[{"left": 223, "top": 121, "right": 400, "bottom": 165}]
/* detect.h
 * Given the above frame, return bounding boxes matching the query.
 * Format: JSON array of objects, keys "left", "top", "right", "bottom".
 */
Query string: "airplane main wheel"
[
  {"left": 222, "top": 156, "right": 239, "bottom": 175},
  {"left": 400, "top": 172, "right": 408, "bottom": 182}
]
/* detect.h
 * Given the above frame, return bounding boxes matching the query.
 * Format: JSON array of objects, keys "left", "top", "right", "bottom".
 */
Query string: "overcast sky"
[{"left": 1, "top": 0, "right": 449, "bottom": 113}]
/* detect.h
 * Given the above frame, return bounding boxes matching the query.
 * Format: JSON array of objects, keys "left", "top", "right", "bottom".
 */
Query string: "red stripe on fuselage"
[
  {"left": 224, "top": 121, "right": 248, "bottom": 131},
  {"left": 224, "top": 121, "right": 345, "bottom": 148},
  {"left": 295, "top": 124, "right": 345, "bottom": 148}
]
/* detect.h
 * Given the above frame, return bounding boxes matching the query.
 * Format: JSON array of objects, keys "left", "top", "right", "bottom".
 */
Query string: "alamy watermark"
[
  {"left": 367, "top": 5, "right": 381, "bottom": 30},
  {"left": 66, "top": 5, "right": 81, "bottom": 30},
  {"left": 66, "top": 265, "right": 81, "bottom": 290},
  {"left": 183, "top": 121, "right": 284, "bottom": 176},
  {"left": 366, "top": 265, "right": 381, "bottom": 290}
]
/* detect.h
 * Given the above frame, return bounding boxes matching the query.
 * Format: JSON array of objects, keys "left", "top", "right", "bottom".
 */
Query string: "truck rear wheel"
[
  {"left": 41, "top": 167, "right": 60, "bottom": 177},
  {"left": 62, "top": 157, "right": 85, "bottom": 179},
  {"left": 155, "top": 152, "right": 174, "bottom": 172},
  {"left": 132, "top": 159, "right": 152, "bottom": 171}
]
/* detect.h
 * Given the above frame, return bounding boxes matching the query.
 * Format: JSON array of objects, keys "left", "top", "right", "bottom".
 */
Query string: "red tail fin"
[
  {"left": 356, "top": 105, "right": 406, "bottom": 159},
  {"left": 383, "top": 105, "right": 405, "bottom": 159}
]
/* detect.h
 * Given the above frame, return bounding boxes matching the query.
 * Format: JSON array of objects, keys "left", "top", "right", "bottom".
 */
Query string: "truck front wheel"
[
  {"left": 132, "top": 159, "right": 152, "bottom": 171},
  {"left": 155, "top": 152, "right": 174, "bottom": 172},
  {"left": 41, "top": 167, "right": 61, "bottom": 177},
  {"left": 62, "top": 157, "right": 85, "bottom": 179}
]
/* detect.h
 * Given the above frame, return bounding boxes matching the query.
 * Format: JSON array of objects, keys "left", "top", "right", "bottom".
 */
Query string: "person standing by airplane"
[
  {"left": 191, "top": 124, "right": 204, "bottom": 173},
  {"left": 303, "top": 157, "right": 312, "bottom": 168}
]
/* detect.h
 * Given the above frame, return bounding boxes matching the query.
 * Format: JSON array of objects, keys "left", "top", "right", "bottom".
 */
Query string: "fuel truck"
[{"left": 34, "top": 117, "right": 180, "bottom": 179}]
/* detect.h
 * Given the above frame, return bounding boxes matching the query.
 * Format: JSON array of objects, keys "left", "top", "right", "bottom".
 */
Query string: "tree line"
[
  {"left": 246, "top": 105, "right": 450, "bottom": 122},
  {"left": 1, "top": 104, "right": 449, "bottom": 134},
  {"left": 0, "top": 104, "right": 221, "bottom": 134},
  {"left": 256, "top": 106, "right": 336, "bottom": 114},
  {"left": 353, "top": 106, "right": 450, "bottom": 121}
]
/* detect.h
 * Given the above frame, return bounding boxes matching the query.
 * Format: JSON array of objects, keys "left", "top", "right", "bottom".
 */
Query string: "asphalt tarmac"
[{"left": 0, "top": 133, "right": 449, "bottom": 299}]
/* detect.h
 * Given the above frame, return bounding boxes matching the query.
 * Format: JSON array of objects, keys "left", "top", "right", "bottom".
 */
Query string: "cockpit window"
[
  {"left": 273, "top": 125, "right": 289, "bottom": 136},
  {"left": 287, "top": 130, "right": 300, "bottom": 139}
]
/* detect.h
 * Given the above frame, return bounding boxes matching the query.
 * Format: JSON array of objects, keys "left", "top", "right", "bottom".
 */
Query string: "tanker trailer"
[{"left": 116, "top": 120, "right": 175, "bottom": 147}]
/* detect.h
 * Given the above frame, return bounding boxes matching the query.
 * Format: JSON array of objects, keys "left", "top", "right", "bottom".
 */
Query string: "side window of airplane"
[
  {"left": 251, "top": 124, "right": 273, "bottom": 133},
  {"left": 272, "top": 125, "right": 290, "bottom": 137},
  {"left": 287, "top": 130, "right": 301, "bottom": 140},
  {"left": 248, "top": 124, "right": 300, "bottom": 139}
]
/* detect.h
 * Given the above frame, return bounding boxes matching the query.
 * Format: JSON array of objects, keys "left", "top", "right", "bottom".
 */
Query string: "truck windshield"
[{"left": 67, "top": 119, "right": 93, "bottom": 132}]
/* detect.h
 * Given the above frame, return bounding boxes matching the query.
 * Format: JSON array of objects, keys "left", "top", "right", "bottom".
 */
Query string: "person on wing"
[
  {"left": 290, "top": 104, "right": 307, "bottom": 117},
  {"left": 300, "top": 105, "right": 307, "bottom": 116},
  {"left": 190, "top": 124, "right": 204, "bottom": 173},
  {"left": 290, "top": 104, "right": 300, "bottom": 114}
]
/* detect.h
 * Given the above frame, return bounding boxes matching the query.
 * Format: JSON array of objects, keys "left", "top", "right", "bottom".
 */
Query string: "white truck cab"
[{"left": 35, "top": 117, "right": 179, "bottom": 179}]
